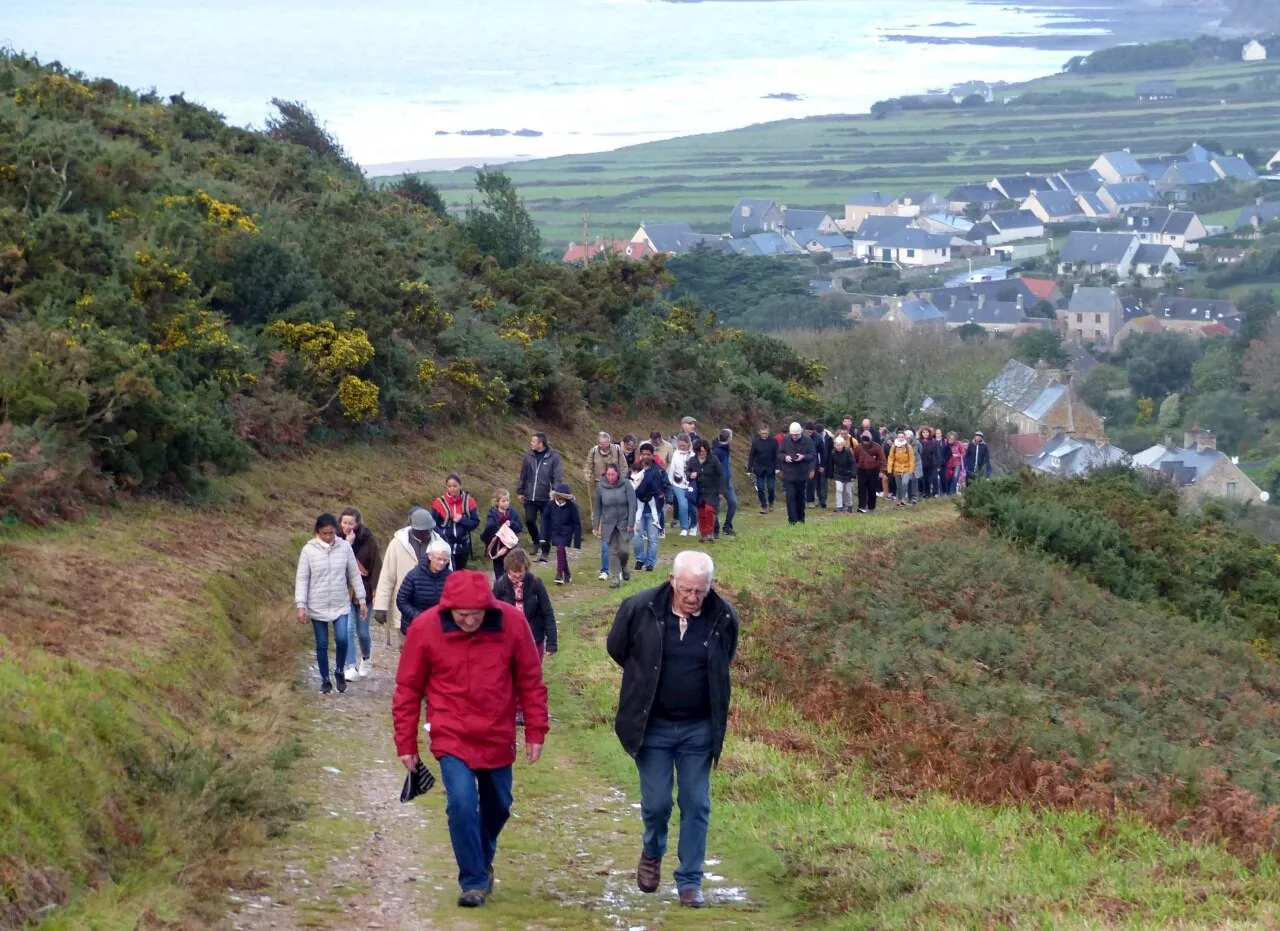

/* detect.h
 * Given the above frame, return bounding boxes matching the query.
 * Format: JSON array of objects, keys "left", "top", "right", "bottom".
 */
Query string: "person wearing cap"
[
  {"left": 778, "top": 422, "right": 816, "bottom": 525},
  {"left": 854, "top": 431, "right": 887, "bottom": 513},
  {"left": 963, "top": 430, "right": 992, "bottom": 483},
  {"left": 517, "top": 432, "right": 565, "bottom": 564},
  {"left": 393, "top": 570, "right": 549, "bottom": 909},
  {"left": 678, "top": 416, "right": 700, "bottom": 447},
  {"left": 541, "top": 484, "right": 583, "bottom": 585},
  {"left": 396, "top": 536, "right": 454, "bottom": 635},
  {"left": 375, "top": 507, "right": 443, "bottom": 633}
]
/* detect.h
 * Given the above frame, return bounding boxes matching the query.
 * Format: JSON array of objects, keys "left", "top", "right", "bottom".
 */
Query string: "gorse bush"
[
  {"left": 959, "top": 468, "right": 1280, "bottom": 640},
  {"left": 0, "top": 52, "right": 824, "bottom": 520}
]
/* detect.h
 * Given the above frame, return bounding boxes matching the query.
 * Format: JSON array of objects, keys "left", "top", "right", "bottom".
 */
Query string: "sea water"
[{"left": 4, "top": 0, "right": 1095, "bottom": 167}]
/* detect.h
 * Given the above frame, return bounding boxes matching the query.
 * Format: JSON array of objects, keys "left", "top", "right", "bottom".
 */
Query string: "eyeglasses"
[{"left": 674, "top": 584, "right": 709, "bottom": 599}]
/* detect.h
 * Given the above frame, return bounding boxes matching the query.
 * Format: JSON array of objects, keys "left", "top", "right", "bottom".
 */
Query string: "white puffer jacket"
[{"left": 295, "top": 538, "right": 364, "bottom": 623}]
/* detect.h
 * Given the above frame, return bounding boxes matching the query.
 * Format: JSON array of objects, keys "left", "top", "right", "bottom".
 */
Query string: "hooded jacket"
[
  {"left": 886, "top": 441, "right": 916, "bottom": 476},
  {"left": 295, "top": 537, "right": 365, "bottom": 623},
  {"left": 594, "top": 475, "right": 637, "bottom": 537},
  {"left": 517, "top": 447, "right": 565, "bottom": 503},
  {"left": 541, "top": 497, "right": 583, "bottom": 548},
  {"left": 375, "top": 526, "right": 444, "bottom": 628},
  {"left": 494, "top": 571, "right": 558, "bottom": 651},
  {"left": 396, "top": 560, "right": 453, "bottom": 634},
  {"left": 747, "top": 435, "right": 778, "bottom": 475},
  {"left": 831, "top": 446, "right": 856, "bottom": 482},
  {"left": 606, "top": 583, "right": 739, "bottom": 764},
  {"left": 393, "top": 571, "right": 549, "bottom": 770},
  {"left": 854, "top": 440, "right": 887, "bottom": 473},
  {"left": 778, "top": 434, "right": 817, "bottom": 483},
  {"left": 348, "top": 525, "right": 382, "bottom": 607}
]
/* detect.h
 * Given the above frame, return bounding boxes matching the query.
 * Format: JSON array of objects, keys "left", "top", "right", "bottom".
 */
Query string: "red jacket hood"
[{"left": 438, "top": 569, "right": 498, "bottom": 613}]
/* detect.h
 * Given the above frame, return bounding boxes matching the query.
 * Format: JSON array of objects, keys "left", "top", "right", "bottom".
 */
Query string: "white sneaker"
[
  {"left": 679, "top": 529, "right": 689, "bottom": 537},
  {"left": 358, "top": 658, "right": 371, "bottom": 677},
  {"left": 598, "top": 571, "right": 609, "bottom": 581},
  {"left": 344, "top": 664, "right": 360, "bottom": 681}
]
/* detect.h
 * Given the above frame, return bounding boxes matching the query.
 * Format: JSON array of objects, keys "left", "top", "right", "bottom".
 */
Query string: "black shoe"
[
  {"left": 858, "top": 508, "right": 868, "bottom": 514},
  {"left": 321, "top": 680, "right": 333, "bottom": 694},
  {"left": 622, "top": 566, "right": 631, "bottom": 581},
  {"left": 537, "top": 553, "right": 549, "bottom": 564},
  {"left": 723, "top": 527, "right": 736, "bottom": 536},
  {"left": 820, "top": 502, "right": 827, "bottom": 509},
  {"left": 644, "top": 564, "right": 655, "bottom": 572},
  {"left": 335, "top": 675, "right": 347, "bottom": 694},
  {"left": 458, "top": 890, "right": 487, "bottom": 907},
  {"left": 554, "top": 573, "right": 565, "bottom": 585}
]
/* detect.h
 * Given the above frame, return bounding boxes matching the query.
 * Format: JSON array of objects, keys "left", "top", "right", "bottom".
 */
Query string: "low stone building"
[
  {"left": 985, "top": 359, "right": 1107, "bottom": 440},
  {"left": 1133, "top": 428, "right": 1266, "bottom": 505}
]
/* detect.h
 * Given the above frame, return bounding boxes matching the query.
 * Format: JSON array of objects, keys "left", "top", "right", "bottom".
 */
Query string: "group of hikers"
[{"left": 292, "top": 414, "right": 990, "bottom": 909}]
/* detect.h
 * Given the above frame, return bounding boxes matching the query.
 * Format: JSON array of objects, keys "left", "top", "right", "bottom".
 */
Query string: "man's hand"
[
  {"left": 592, "top": 527, "right": 601, "bottom": 537},
  {"left": 358, "top": 602, "right": 369, "bottom": 620},
  {"left": 626, "top": 526, "right": 634, "bottom": 535},
  {"left": 518, "top": 494, "right": 527, "bottom": 504},
  {"left": 296, "top": 607, "right": 306, "bottom": 624},
  {"left": 525, "top": 742, "right": 543, "bottom": 764},
  {"left": 399, "top": 753, "right": 421, "bottom": 772},
  {"left": 374, "top": 609, "right": 387, "bottom": 625}
]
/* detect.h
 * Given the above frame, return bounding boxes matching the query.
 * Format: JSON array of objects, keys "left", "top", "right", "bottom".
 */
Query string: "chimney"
[
  {"left": 1016, "top": 294, "right": 1024, "bottom": 310},
  {"left": 1164, "top": 434, "right": 1174, "bottom": 448},
  {"left": 978, "top": 293, "right": 986, "bottom": 309}
]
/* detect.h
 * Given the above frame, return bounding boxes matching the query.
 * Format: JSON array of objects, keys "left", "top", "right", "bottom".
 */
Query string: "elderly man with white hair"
[
  {"left": 606, "top": 550, "right": 739, "bottom": 909},
  {"left": 778, "top": 421, "right": 817, "bottom": 525}
]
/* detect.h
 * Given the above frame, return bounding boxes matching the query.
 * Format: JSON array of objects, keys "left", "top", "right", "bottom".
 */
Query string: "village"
[{"left": 560, "top": 82, "right": 1280, "bottom": 507}]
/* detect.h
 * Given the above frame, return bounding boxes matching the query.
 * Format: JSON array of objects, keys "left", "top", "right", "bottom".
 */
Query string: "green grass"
[{"left": 400, "top": 59, "right": 1280, "bottom": 244}]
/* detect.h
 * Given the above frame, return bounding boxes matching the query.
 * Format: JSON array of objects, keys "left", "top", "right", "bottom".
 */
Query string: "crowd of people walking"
[{"left": 292, "top": 413, "right": 989, "bottom": 910}]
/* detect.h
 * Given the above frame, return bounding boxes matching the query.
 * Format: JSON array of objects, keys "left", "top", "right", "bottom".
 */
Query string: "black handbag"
[{"left": 399, "top": 759, "right": 437, "bottom": 803}]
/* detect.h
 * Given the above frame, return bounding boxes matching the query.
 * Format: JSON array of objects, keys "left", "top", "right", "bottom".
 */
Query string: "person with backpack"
[
  {"left": 542, "top": 484, "right": 583, "bottom": 585},
  {"left": 633, "top": 442, "right": 669, "bottom": 572},
  {"left": 746, "top": 424, "right": 778, "bottom": 515},
  {"left": 433, "top": 474, "right": 481, "bottom": 571},
  {"left": 480, "top": 489, "right": 524, "bottom": 581}
]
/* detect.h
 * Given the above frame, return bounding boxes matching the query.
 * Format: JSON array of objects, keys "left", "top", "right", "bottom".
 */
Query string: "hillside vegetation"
[
  {"left": 0, "top": 52, "right": 823, "bottom": 523},
  {"left": 407, "top": 55, "right": 1280, "bottom": 241}
]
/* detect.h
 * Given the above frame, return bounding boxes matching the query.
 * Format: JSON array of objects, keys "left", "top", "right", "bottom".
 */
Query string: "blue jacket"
[
  {"left": 634, "top": 463, "right": 669, "bottom": 505},
  {"left": 711, "top": 440, "right": 733, "bottom": 480},
  {"left": 541, "top": 499, "right": 583, "bottom": 548},
  {"left": 395, "top": 564, "right": 452, "bottom": 633}
]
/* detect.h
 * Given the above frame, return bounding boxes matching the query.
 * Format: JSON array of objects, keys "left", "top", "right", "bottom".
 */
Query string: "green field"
[{"left": 403, "top": 59, "right": 1280, "bottom": 244}]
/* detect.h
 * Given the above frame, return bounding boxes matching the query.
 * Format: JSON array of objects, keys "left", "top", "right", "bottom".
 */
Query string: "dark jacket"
[
  {"left": 964, "top": 441, "right": 992, "bottom": 479},
  {"left": 686, "top": 453, "right": 723, "bottom": 508},
  {"left": 810, "top": 432, "right": 834, "bottom": 471},
  {"left": 634, "top": 463, "right": 669, "bottom": 505},
  {"left": 348, "top": 525, "right": 382, "bottom": 607},
  {"left": 747, "top": 435, "right": 778, "bottom": 475},
  {"left": 480, "top": 506, "right": 524, "bottom": 548},
  {"left": 432, "top": 493, "right": 480, "bottom": 563},
  {"left": 778, "top": 434, "right": 817, "bottom": 483},
  {"left": 396, "top": 563, "right": 453, "bottom": 634},
  {"left": 541, "top": 499, "right": 583, "bottom": 548},
  {"left": 854, "top": 441, "right": 887, "bottom": 472},
  {"left": 517, "top": 448, "right": 565, "bottom": 503},
  {"left": 920, "top": 439, "right": 944, "bottom": 471},
  {"left": 831, "top": 447, "right": 856, "bottom": 482},
  {"left": 711, "top": 440, "right": 734, "bottom": 480},
  {"left": 607, "top": 583, "right": 739, "bottom": 764},
  {"left": 494, "top": 572, "right": 558, "bottom": 651}
]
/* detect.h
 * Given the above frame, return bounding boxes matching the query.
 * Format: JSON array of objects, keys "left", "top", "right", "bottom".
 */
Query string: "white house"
[
  {"left": 1243, "top": 40, "right": 1267, "bottom": 62},
  {"left": 1120, "top": 208, "right": 1208, "bottom": 250},
  {"left": 872, "top": 228, "right": 953, "bottom": 268},
  {"left": 1268, "top": 149, "right": 1280, "bottom": 171},
  {"left": 1091, "top": 150, "right": 1148, "bottom": 185}
]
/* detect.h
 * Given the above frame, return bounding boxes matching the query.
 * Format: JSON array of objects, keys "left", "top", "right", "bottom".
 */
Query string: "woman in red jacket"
[{"left": 393, "top": 571, "right": 548, "bottom": 909}]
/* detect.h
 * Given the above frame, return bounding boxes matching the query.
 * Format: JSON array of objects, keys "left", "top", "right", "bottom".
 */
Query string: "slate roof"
[
  {"left": 1078, "top": 192, "right": 1108, "bottom": 215},
  {"left": 1182, "top": 143, "right": 1216, "bottom": 163},
  {"left": 748, "top": 231, "right": 803, "bottom": 256},
  {"left": 686, "top": 232, "right": 735, "bottom": 254},
  {"left": 1059, "top": 231, "right": 1137, "bottom": 264},
  {"left": 1097, "top": 151, "right": 1147, "bottom": 178},
  {"left": 965, "top": 221, "right": 998, "bottom": 243},
  {"left": 1030, "top": 190, "right": 1085, "bottom": 218},
  {"left": 1134, "top": 243, "right": 1179, "bottom": 268},
  {"left": 1101, "top": 181, "right": 1158, "bottom": 205},
  {"left": 943, "top": 301, "right": 1026, "bottom": 326},
  {"left": 1159, "top": 161, "right": 1221, "bottom": 187},
  {"left": 1028, "top": 433, "right": 1128, "bottom": 477},
  {"left": 987, "top": 359, "right": 1067, "bottom": 422},
  {"left": 1155, "top": 296, "right": 1239, "bottom": 321},
  {"left": 792, "top": 230, "right": 853, "bottom": 250},
  {"left": 1068, "top": 287, "right": 1121, "bottom": 314},
  {"left": 1212, "top": 156, "right": 1259, "bottom": 182},
  {"left": 1137, "top": 155, "right": 1179, "bottom": 178},
  {"left": 729, "top": 198, "right": 780, "bottom": 238},
  {"left": 1236, "top": 201, "right": 1280, "bottom": 228},
  {"left": 1054, "top": 169, "right": 1105, "bottom": 194},
  {"left": 986, "top": 209, "right": 1043, "bottom": 232},
  {"left": 782, "top": 208, "right": 833, "bottom": 231},
  {"left": 1133, "top": 444, "right": 1224, "bottom": 485},
  {"left": 1121, "top": 208, "right": 1199, "bottom": 237},
  {"left": 852, "top": 215, "right": 914, "bottom": 241},
  {"left": 993, "top": 175, "right": 1052, "bottom": 200},
  {"left": 897, "top": 299, "right": 944, "bottom": 323},
  {"left": 876, "top": 228, "right": 952, "bottom": 250},
  {"left": 639, "top": 222, "right": 699, "bottom": 253},
  {"left": 948, "top": 183, "right": 1000, "bottom": 204},
  {"left": 847, "top": 192, "right": 897, "bottom": 208}
]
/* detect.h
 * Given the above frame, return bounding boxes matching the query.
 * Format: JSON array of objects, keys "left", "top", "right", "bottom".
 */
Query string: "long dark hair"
[{"left": 314, "top": 513, "right": 338, "bottom": 533}]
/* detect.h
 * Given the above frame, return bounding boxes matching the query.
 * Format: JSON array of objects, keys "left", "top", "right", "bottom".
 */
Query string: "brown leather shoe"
[
  {"left": 636, "top": 852, "right": 661, "bottom": 893},
  {"left": 679, "top": 888, "right": 707, "bottom": 908}
]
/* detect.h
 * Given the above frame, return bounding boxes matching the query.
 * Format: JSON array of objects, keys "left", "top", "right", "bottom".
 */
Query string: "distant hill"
[{"left": 1225, "top": 0, "right": 1280, "bottom": 31}]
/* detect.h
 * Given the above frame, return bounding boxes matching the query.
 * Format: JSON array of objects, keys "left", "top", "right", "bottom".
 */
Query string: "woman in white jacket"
[
  {"left": 666, "top": 434, "right": 697, "bottom": 536},
  {"left": 296, "top": 513, "right": 366, "bottom": 693}
]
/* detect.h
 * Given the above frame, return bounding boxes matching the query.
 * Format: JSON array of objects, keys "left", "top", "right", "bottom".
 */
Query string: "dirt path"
[{"left": 226, "top": 549, "right": 758, "bottom": 931}]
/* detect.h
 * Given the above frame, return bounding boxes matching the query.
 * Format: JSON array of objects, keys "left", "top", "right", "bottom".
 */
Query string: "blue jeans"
[
  {"left": 600, "top": 537, "right": 610, "bottom": 574},
  {"left": 439, "top": 755, "right": 513, "bottom": 892},
  {"left": 633, "top": 506, "right": 660, "bottom": 568},
  {"left": 671, "top": 487, "right": 693, "bottom": 531},
  {"left": 350, "top": 603, "right": 371, "bottom": 663},
  {"left": 715, "top": 481, "right": 738, "bottom": 534},
  {"left": 754, "top": 471, "right": 776, "bottom": 509},
  {"left": 635, "top": 718, "right": 714, "bottom": 891},
  {"left": 310, "top": 614, "right": 350, "bottom": 683}
]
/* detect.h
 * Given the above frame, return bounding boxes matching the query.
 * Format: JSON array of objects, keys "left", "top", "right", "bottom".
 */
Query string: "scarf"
[
  {"left": 512, "top": 577, "right": 525, "bottom": 608},
  {"left": 442, "top": 493, "right": 464, "bottom": 521}
]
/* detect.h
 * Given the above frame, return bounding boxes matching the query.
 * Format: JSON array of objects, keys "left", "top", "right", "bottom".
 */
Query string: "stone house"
[
  {"left": 1059, "top": 287, "right": 1124, "bottom": 349},
  {"left": 844, "top": 192, "right": 901, "bottom": 229},
  {"left": 729, "top": 198, "right": 784, "bottom": 238},
  {"left": 1133, "top": 428, "right": 1265, "bottom": 505},
  {"left": 985, "top": 359, "right": 1107, "bottom": 440}
]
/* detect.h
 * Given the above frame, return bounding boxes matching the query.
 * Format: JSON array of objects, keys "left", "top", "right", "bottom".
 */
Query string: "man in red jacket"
[{"left": 393, "top": 570, "right": 549, "bottom": 908}]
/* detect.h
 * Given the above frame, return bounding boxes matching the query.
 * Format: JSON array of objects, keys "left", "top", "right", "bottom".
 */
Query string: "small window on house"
[
  {"left": 1227, "top": 482, "right": 1237, "bottom": 498},
  {"left": 907, "top": 249, "right": 916, "bottom": 258},
  {"left": 1095, "top": 313, "right": 1102, "bottom": 324},
  {"left": 1095, "top": 329, "right": 1102, "bottom": 340},
  {"left": 1076, "top": 313, "right": 1083, "bottom": 323}
]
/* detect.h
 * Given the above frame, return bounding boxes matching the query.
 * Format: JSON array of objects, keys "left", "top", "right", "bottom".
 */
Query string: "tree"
[
  {"left": 1191, "top": 340, "right": 1239, "bottom": 393},
  {"left": 964, "top": 201, "right": 985, "bottom": 222},
  {"left": 1157, "top": 393, "right": 1182, "bottom": 430},
  {"left": 1242, "top": 315, "right": 1280, "bottom": 413},
  {"left": 956, "top": 322, "right": 988, "bottom": 342},
  {"left": 265, "top": 98, "right": 355, "bottom": 173},
  {"left": 1118, "top": 330, "right": 1201, "bottom": 399},
  {"left": 458, "top": 168, "right": 541, "bottom": 268},
  {"left": 1013, "top": 329, "right": 1067, "bottom": 367},
  {"left": 391, "top": 175, "right": 448, "bottom": 216},
  {"left": 1027, "top": 299, "right": 1057, "bottom": 319},
  {"left": 1188, "top": 391, "right": 1261, "bottom": 453}
]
